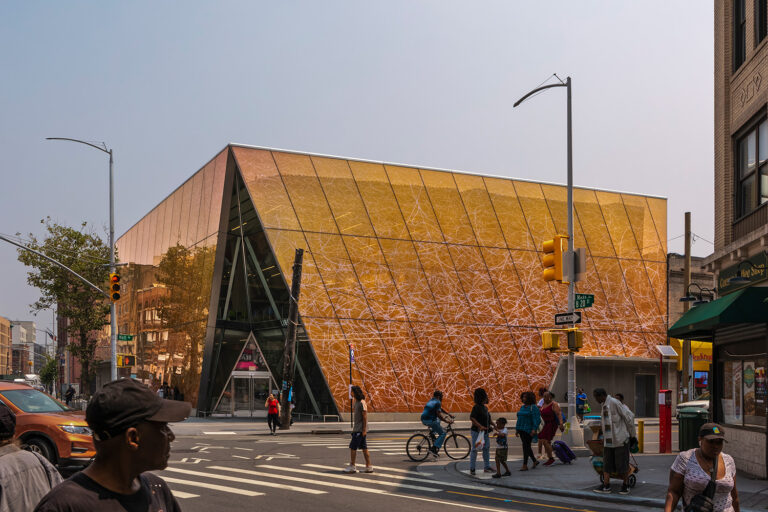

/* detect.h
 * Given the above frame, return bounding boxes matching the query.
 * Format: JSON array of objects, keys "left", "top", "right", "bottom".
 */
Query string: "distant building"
[
  {"left": 10, "top": 320, "right": 47, "bottom": 374},
  {"left": 667, "top": 253, "right": 715, "bottom": 325},
  {"left": 0, "top": 316, "right": 10, "bottom": 375}
]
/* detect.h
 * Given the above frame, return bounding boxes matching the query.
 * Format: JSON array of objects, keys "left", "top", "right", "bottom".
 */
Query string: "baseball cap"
[
  {"left": 0, "top": 402, "right": 15, "bottom": 440},
  {"left": 86, "top": 379, "right": 191, "bottom": 441},
  {"left": 699, "top": 423, "right": 726, "bottom": 441}
]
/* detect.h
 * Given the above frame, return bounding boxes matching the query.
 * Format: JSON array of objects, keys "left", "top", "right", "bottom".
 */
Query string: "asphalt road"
[{"left": 157, "top": 430, "right": 666, "bottom": 512}]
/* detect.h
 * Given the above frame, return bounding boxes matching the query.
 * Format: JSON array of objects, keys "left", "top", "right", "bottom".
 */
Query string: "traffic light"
[
  {"left": 541, "top": 235, "right": 567, "bottom": 283},
  {"left": 109, "top": 273, "right": 121, "bottom": 302},
  {"left": 566, "top": 329, "right": 583, "bottom": 352},
  {"left": 117, "top": 355, "right": 136, "bottom": 367},
  {"left": 541, "top": 331, "right": 559, "bottom": 352}
]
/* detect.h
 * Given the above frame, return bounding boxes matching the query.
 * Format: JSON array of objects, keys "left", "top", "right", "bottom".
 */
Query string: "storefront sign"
[{"left": 718, "top": 252, "right": 768, "bottom": 294}]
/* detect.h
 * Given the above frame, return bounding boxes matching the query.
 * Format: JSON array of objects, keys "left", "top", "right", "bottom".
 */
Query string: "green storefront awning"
[{"left": 668, "top": 287, "right": 768, "bottom": 339}]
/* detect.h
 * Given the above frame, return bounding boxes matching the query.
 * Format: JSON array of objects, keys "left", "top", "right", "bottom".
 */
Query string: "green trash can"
[{"left": 677, "top": 408, "right": 709, "bottom": 451}]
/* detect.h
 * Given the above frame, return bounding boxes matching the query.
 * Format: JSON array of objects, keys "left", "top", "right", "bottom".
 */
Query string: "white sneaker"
[
  {"left": 343, "top": 465, "right": 357, "bottom": 473},
  {"left": 363, "top": 466, "right": 374, "bottom": 473}
]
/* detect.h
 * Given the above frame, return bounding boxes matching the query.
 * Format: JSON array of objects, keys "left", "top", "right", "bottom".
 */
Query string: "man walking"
[
  {"left": 34, "top": 378, "right": 191, "bottom": 511},
  {"left": 420, "top": 390, "right": 454, "bottom": 458},
  {"left": 592, "top": 387, "right": 636, "bottom": 495},
  {"left": 343, "top": 385, "right": 373, "bottom": 474},
  {"left": 64, "top": 385, "right": 75, "bottom": 407}
]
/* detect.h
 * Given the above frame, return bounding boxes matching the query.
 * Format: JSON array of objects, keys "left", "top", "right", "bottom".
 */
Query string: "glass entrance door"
[{"left": 231, "top": 371, "right": 273, "bottom": 417}]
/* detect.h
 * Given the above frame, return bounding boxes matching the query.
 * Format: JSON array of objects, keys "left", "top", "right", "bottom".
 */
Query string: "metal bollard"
[{"left": 637, "top": 420, "right": 644, "bottom": 454}]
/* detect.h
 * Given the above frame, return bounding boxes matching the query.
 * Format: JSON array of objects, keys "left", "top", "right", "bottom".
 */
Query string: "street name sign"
[
  {"left": 554, "top": 312, "right": 582, "bottom": 325},
  {"left": 117, "top": 334, "right": 134, "bottom": 341},
  {"left": 574, "top": 294, "right": 594, "bottom": 309}
]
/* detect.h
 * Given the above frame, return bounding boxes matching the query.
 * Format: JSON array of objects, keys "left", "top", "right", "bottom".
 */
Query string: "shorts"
[
  {"left": 349, "top": 432, "right": 367, "bottom": 450},
  {"left": 494, "top": 448, "right": 508, "bottom": 463},
  {"left": 603, "top": 443, "right": 629, "bottom": 474}
]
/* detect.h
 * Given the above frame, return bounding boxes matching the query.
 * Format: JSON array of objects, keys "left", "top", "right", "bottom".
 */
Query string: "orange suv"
[{"left": 0, "top": 381, "right": 95, "bottom": 470}]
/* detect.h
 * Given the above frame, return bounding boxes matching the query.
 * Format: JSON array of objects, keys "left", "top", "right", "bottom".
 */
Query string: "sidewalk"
[{"left": 450, "top": 453, "right": 768, "bottom": 511}]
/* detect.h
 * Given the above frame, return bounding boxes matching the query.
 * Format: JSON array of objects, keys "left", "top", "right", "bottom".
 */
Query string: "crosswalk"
[
  {"left": 158, "top": 461, "right": 489, "bottom": 503},
  {"left": 255, "top": 436, "right": 413, "bottom": 456}
]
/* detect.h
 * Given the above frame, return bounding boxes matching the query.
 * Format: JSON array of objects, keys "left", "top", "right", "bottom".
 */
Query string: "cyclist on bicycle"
[{"left": 421, "top": 390, "right": 454, "bottom": 457}]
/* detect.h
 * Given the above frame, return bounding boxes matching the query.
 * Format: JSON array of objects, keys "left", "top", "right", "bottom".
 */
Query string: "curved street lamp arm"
[
  {"left": 46, "top": 137, "right": 110, "bottom": 155},
  {"left": 0, "top": 234, "right": 109, "bottom": 299},
  {"left": 513, "top": 82, "right": 567, "bottom": 108}
]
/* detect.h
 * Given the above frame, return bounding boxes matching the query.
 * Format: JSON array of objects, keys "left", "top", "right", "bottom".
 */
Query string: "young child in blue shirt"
[{"left": 492, "top": 417, "right": 510, "bottom": 478}]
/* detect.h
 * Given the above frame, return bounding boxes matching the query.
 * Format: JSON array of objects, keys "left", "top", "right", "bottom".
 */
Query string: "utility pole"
[
  {"left": 280, "top": 249, "right": 304, "bottom": 429},
  {"left": 681, "top": 212, "right": 692, "bottom": 402},
  {"left": 514, "top": 76, "right": 583, "bottom": 448}
]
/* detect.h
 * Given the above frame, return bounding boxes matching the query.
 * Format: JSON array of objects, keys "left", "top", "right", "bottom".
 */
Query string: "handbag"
[{"left": 683, "top": 452, "right": 718, "bottom": 512}]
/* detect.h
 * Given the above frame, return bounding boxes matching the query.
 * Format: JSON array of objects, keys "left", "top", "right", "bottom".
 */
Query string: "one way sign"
[{"left": 554, "top": 312, "right": 582, "bottom": 325}]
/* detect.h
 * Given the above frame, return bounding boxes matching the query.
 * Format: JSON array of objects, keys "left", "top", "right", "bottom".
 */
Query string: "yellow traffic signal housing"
[
  {"left": 541, "top": 331, "right": 559, "bottom": 351},
  {"left": 109, "top": 273, "right": 121, "bottom": 302},
  {"left": 541, "top": 235, "right": 567, "bottom": 283},
  {"left": 566, "top": 328, "right": 583, "bottom": 352}
]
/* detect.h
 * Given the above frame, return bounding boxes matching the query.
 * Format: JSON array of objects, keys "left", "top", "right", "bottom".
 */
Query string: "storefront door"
[{"left": 231, "top": 371, "right": 272, "bottom": 417}]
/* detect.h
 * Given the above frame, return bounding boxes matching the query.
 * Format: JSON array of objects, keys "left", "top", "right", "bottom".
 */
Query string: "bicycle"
[{"left": 406, "top": 421, "right": 470, "bottom": 461}]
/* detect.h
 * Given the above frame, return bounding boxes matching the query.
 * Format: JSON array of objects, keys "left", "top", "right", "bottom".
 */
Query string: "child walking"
[{"left": 492, "top": 417, "right": 511, "bottom": 478}]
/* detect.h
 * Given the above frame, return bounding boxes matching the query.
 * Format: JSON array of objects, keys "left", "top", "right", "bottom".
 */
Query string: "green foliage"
[
  {"left": 17, "top": 218, "right": 114, "bottom": 394},
  {"left": 39, "top": 356, "right": 58, "bottom": 391}
]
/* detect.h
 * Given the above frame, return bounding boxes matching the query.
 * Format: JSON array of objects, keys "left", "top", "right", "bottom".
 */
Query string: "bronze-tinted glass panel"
[
  {"left": 160, "top": 193, "right": 175, "bottom": 257},
  {"left": 621, "top": 260, "right": 664, "bottom": 333},
  {"left": 265, "top": 229, "right": 334, "bottom": 319},
  {"left": 420, "top": 169, "right": 475, "bottom": 245},
  {"left": 207, "top": 150, "right": 229, "bottom": 236},
  {"left": 510, "top": 327, "right": 554, "bottom": 395},
  {"left": 414, "top": 242, "right": 472, "bottom": 324},
  {"left": 187, "top": 170, "right": 204, "bottom": 246},
  {"left": 541, "top": 184, "right": 589, "bottom": 250},
  {"left": 509, "top": 250, "right": 559, "bottom": 326},
  {"left": 620, "top": 330, "right": 651, "bottom": 358},
  {"left": 514, "top": 181, "right": 556, "bottom": 251},
  {"left": 475, "top": 325, "right": 526, "bottom": 411},
  {"left": 312, "top": 156, "right": 375, "bottom": 237},
  {"left": 448, "top": 245, "right": 504, "bottom": 325},
  {"left": 304, "top": 233, "right": 371, "bottom": 320},
  {"left": 338, "top": 319, "right": 407, "bottom": 412},
  {"left": 376, "top": 320, "right": 433, "bottom": 411},
  {"left": 646, "top": 197, "right": 667, "bottom": 258},
  {"left": 644, "top": 261, "right": 668, "bottom": 332},
  {"left": 481, "top": 247, "right": 536, "bottom": 327},
  {"left": 302, "top": 316, "right": 356, "bottom": 410},
  {"left": 378, "top": 239, "right": 441, "bottom": 323},
  {"left": 349, "top": 161, "right": 410, "bottom": 240},
  {"left": 593, "top": 257, "right": 644, "bottom": 342},
  {"left": 273, "top": 152, "right": 338, "bottom": 234},
  {"left": 454, "top": 174, "right": 505, "bottom": 248},
  {"left": 232, "top": 147, "right": 301, "bottom": 231},
  {"left": 484, "top": 177, "right": 535, "bottom": 251},
  {"left": 386, "top": 165, "right": 443, "bottom": 242},
  {"left": 595, "top": 191, "right": 642, "bottom": 260},
  {"left": 178, "top": 180, "right": 193, "bottom": 247},
  {"left": 344, "top": 236, "right": 407, "bottom": 321},
  {"left": 573, "top": 188, "right": 614, "bottom": 257},
  {"left": 621, "top": 194, "right": 665, "bottom": 262},
  {"left": 443, "top": 324, "right": 503, "bottom": 410},
  {"left": 197, "top": 161, "right": 215, "bottom": 243},
  {"left": 409, "top": 322, "right": 471, "bottom": 412},
  {"left": 576, "top": 255, "right": 616, "bottom": 330}
]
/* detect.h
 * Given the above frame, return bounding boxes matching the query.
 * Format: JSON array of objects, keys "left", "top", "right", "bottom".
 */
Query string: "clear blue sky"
[{"left": 0, "top": 1, "right": 714, "bottom": 324}]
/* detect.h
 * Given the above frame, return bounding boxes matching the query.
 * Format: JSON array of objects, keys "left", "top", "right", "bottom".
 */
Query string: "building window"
[
  {"left": 736, "top": 119, "right": 768, "bottom": 217},
  {"left": 720, "top": 358, "right": 767, "bottom": 427},
  {"left": 758, "top": 0, "right": 768, "bottom": 46},
  {"left": 735, "top": 0, "right": 747, "bottom": 71}
]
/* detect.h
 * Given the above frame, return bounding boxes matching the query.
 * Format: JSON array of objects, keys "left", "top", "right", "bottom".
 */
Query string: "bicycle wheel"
[
  {"left": 406, "top": 433, "right": 432, "bottom": 461},
  {"left": 443, "top": 432, "right": 471, "bottom": 460}
]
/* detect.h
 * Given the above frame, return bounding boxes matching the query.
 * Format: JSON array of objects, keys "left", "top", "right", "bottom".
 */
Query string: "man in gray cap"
[
  {"left": 0, "top": 401, "right": 62, "bottom": 512},
  {"left": 35, "top": 378, "right": 191, "bottom": 512}
]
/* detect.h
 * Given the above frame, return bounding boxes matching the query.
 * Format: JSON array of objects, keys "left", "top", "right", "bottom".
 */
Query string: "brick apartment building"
[{"left": 0, "top": 316, "right": 10, "bottom": 375}]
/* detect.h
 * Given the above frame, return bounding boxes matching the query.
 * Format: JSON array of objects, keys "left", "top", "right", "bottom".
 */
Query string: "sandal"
[
  {"left": 502, "top": 471, "right": 511, "bottom": 476},
  {"left": 519, "top": 466, "right": 529, "bottom": 471}
]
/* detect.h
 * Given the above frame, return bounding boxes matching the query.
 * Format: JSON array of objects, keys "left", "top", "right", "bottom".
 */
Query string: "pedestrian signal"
[
  {"left": 109, "top": 273, "right": 121, "bottom": 302},
  {"left": 566, "top": 329, "right": 583, "bottom": 352},
  {"left": 117, "top": 355, "right": 136, "bottom": 367},
  {"left": 541, "top": 331, "right": 559, "bottom": 352},
  {"left": 541, "top": 235, "right": 567, "bottom": 283}
]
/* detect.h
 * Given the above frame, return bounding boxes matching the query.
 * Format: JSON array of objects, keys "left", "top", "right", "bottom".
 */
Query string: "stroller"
[{"left": 586, "top": 439, "right": 639, "bottom": 488}]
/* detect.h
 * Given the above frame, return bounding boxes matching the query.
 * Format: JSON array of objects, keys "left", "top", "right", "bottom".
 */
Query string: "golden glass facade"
[{"left": 231, "top": 146, "right": 668, "bottom": 414}]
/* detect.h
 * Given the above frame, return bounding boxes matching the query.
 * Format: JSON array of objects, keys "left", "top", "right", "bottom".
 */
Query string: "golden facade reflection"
[
  {"left": 114, "top": 149, "right": 227, "bottom": 406},
  {"left": 232, "top": 146, "right": 668, "bottom": 413}
]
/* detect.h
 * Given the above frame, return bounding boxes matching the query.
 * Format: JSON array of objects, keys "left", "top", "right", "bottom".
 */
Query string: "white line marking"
[
  {"left": 256, "top": 465, "right": 442, "bottom": 492},
  {"left": 232, "top": 455, "right": 250, "bottom": 459},
  {"left": 207, "top": 466, "right": 390, "bottom": 494},
  {"left": 162, "top": 477, "right": 264, "bottom": 496},
  {"left": 163, "top": 467, "right": 326, "bottom": 494},
  {"left": 303, "top": 464, "right": 486, "bottom": 490},
  {"left": 203, "top": 431, "right": 237, "bottom": 435},
  {"left": 234, "top": 447, "right": 254, "bottom": 451},
  {"left": 169, "top": 490, "right": 199, "bottom": 499}
]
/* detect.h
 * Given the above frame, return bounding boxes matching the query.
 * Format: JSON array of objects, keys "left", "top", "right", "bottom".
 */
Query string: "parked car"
[
  {"left": 0, "top": 381, "right": 95, "bottom": 470},
  {"left": 676, "top": 391, "right": 711, "bottom": 414}
]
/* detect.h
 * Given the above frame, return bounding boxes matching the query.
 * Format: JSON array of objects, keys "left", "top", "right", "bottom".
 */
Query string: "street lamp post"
[
  {"left": 46, "top": 137, "right": 117, "bottom": 382},
  {"left": 515, "top": 76, "right": 583, "bottom": 447}
]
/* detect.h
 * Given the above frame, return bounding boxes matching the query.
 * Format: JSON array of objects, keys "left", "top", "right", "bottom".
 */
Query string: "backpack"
[{"left": 552, "top": 440, "right": 576, "bottom": 464}]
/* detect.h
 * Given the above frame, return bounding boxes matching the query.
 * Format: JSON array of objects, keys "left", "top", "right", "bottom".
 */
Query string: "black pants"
[
  {"left": 267, "top": 413, "right": 280, "bottom": 432},
  {"left": 518, "top": 431, "right": 535, "bottom": 465}
]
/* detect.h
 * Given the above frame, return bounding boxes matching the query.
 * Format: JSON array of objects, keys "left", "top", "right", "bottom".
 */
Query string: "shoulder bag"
[{"left": 684, "top": 450, "right": 718, "bottom": 512}]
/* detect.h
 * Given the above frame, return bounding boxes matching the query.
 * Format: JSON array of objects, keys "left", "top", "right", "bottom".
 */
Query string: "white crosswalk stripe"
[
  {"left": 302, "top": 464, "right": 487, "bottom": 490},
  {"left": 206, "top": 466, "right": 390, "bottom": 494},
  {"left": 168, "top": 490, "right": 199, "bottom": 499},
  {"left": 163, "top": 467, "right": 327, "bottom": 494},
  {"left": 162, "top": 477, "right": 264, "bottom": 496},
  {"left": 256, "top": 464, "right": 442, "bottom": 492}
]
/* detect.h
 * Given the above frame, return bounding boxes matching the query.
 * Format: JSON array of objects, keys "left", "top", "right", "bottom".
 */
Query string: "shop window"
[
  {"left": 735, "top": 120, "right": 768, "bottom": 218},
  {"left": 758, "top": 0, "right": 768, "bottom": 46},
  {"left": 735, "top": 0, "right": 747, "bottom": 71},
  {"left": 719, "top": 358, "right": 767, "bottom": 427}
]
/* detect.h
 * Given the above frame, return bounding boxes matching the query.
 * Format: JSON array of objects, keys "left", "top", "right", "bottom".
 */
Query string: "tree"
[
  {"left": 39, "top": 356, "right": 58, "bottom": 394},
  {"left": 17, "top": 218, "right": 112, "bottom": 395}
]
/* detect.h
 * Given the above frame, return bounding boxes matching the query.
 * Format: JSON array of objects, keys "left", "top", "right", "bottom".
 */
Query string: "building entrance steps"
[{"left": 444, "top": 454, "right": 768, "bottom": 511}]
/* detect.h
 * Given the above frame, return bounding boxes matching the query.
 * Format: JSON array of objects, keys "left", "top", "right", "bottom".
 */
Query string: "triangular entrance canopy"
[{"left": 668, "top": 287, "right": 768, "bottom": 340}]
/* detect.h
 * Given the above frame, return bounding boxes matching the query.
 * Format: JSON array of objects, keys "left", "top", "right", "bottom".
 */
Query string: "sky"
[{"left": 0, "top": 1, "right": 714, "bottom": 325}]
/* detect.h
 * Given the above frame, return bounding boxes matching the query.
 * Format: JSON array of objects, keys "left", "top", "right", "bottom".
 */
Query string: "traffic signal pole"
[{"left": 280, "top": 249, "right": 304, "bottom": 429}]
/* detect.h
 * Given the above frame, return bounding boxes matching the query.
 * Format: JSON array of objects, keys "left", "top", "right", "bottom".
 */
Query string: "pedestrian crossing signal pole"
[{"left": 280, "top": 249, "right": 303, "bottom": 430}]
